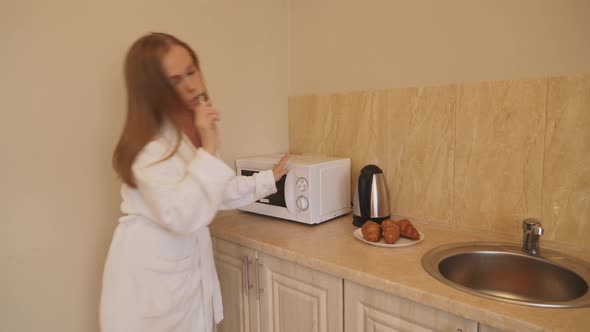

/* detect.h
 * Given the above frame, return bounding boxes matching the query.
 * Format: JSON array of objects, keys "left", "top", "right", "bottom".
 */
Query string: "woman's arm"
[
  {"left": 133, "top": 141, "right": 234, "bottom": 234},
  {"left": 218, "top": 170, "right": 277, "bottom": 210},
  {"left": 219, "top": 154, "right": 289, "bottom": 210}
]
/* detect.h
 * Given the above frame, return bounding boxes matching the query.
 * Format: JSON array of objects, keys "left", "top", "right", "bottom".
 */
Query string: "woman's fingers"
[
  {"left": 272, "top": 154, "right": 290, "bottom": 181},
  {"left": 194, "top": 101, "right": 221, "bottom": 154},
  {"left": 195, "top": 105, "right": 220, "bottom": 129},
  {"left": 208, "top": 109, "right": 220, "bottom": 121},
  {"left": 277, "top": 154, "right": 289, "bottom": 169},
  {"left": 198, "top": 106, "right": 218, "bottom": 118}
]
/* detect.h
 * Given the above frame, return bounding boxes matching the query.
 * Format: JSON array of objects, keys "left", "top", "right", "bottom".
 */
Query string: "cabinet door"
[
  {"left": 257, "top": 252, "right": 343, "bottom": 332},
  {"left": 344, "top": 281, "right": 478, "bottom": 332},
  {"left": 212, "top": 237, "right": 258, "bottom": 332}
]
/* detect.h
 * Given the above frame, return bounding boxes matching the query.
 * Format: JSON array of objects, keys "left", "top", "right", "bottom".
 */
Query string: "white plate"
[{"left": 353, "top": 228, "right": 425, "bottom": 248}]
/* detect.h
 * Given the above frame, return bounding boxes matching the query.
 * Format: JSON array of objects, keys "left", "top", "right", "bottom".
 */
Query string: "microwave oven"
[{"left": 235, "top": 154, "right": 351, "bottom": 224}]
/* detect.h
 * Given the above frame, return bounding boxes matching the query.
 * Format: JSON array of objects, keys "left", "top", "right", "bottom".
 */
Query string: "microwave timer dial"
[
  {"left": 296, "top": 196, "right": 309, "bottom": 211},
  {"left": 296, "top": 177, "right": 308, "bottom": 191}
]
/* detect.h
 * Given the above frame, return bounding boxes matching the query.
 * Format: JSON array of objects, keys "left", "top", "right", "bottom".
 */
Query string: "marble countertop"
[{"left": 210, "top": 211, "right": 590, "bottom": 331}]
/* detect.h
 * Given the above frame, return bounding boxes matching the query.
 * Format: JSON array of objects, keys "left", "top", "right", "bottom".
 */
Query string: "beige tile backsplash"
[
  {"left": 454, "top": 79, "right": 546, "bottom": 235},
  {"left": 542, "top": 75, "right": 590, "bottom": 252},
  {"left": 289, "top": 74, "right": 590, "bottom": 252},
  {"left": 385, "top": 85, "right": 456, "bottom": 225}
]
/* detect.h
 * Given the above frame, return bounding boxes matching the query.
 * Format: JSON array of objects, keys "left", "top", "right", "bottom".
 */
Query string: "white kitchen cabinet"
[
  {"left": 214, "top": 237, "right": 502, "bottom": 332},
  {"left": 212, "top": 238, "right": 258, "bottom": 332},
  {"left": 212, "top": 237, "right": 343, "bottom": 332},
  {"left": 344, "top": 280, "right": 478, "bottom": 332},
  {"left": 257, "top": 251, "right": 343, "bottom": 332}
]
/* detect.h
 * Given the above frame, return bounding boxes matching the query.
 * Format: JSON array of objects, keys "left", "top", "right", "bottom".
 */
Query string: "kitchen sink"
[{"left": 421, "top": 242, "right": 590, "bottom": 308}]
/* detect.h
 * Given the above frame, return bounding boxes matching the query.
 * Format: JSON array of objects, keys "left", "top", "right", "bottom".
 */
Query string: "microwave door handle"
[{"left": 284, "top": 171, "right": 296, "bottom": 215}]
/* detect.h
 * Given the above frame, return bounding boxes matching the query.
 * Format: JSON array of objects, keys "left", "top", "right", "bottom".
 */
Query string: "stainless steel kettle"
[{"left": 352, "top": 164, "right": 391, "bottom": 227}]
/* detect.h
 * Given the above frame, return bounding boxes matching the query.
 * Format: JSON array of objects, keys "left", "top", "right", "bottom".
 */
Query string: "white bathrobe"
[{"left": 100, "top": 123, "right": 277, "bottom": 332}]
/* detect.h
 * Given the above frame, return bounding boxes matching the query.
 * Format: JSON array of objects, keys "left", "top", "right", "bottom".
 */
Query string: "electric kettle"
[{"left": 352, "top": 164, "right": 391, "bottom": 227}]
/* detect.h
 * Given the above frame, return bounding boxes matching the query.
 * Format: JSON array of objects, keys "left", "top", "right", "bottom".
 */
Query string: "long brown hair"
[{"left": 113, "top": 32, "right": 200, "bottom": 187}]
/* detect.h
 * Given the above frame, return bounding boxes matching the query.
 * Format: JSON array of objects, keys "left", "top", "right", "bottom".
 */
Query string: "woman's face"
[{"left": 161, "top": 44, "right": 206, "bottom": 110}]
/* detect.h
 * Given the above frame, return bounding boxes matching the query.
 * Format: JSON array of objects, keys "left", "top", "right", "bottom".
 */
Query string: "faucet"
[{"left": 522, "top": 218, "right": 544, "bottom": 255}]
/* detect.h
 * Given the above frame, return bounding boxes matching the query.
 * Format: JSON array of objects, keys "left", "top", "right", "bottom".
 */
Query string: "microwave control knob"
[
  {"left": 296, "top": 177, "right": 308, "bottom": 191},
  {"left": 296, "top": 196, "right": 309, "bottom": 211}
]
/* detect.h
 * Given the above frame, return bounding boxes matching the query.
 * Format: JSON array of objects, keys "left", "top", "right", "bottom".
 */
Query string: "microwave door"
[
  {"left": 240, "top": 169, "right": 291, "bottom": 211},
  {"left": 284, "top": 171, "right": 296, "bottom": 215}
]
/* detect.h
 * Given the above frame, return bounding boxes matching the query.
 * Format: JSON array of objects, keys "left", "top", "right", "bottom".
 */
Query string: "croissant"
[
  {"left": 381, "top": 223, "right": 400, "bottom": 244},
  {"left": 381, "top": 219, "right": 397, "bottom": 229},
  {"left": 361, "top": 220, "right": 381, "bottom": 242},
  {"left": 393, "top": 219, "right": 421, "bottom": 240}
]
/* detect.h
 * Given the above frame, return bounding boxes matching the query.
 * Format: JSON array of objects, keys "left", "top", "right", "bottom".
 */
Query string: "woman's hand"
[
  {"left": 272, "top": 154, "right": 290, "bottom": 181},
  {"left": 194, "top": 99, "right": 220, "bottom": 155}
]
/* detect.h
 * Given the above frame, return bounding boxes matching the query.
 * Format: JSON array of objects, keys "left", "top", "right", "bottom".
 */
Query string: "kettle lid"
[{"left": 361, "top": 164, "right": 383, "bottom": 174}]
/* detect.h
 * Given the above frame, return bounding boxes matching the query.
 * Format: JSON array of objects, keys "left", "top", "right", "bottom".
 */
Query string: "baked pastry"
[
  {"left": 393, "top": 219, "right": 421, "bottom": 240},
  {"left": 361, "top": 220, "right": 381, "bottom": 242},
  {"left": 381, "top": 219, "right": 397, "bottom": 229},
  {"left": 381, "top": 222, "right": 401, "bottom": 244}
]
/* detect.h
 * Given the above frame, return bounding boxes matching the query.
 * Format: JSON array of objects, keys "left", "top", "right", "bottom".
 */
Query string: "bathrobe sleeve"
[
  {"left": 132, "top": 141, "right": 234, "bottom": 235},
  {"left": 219, "top": 170, "right": 278, "bottom": 210}
]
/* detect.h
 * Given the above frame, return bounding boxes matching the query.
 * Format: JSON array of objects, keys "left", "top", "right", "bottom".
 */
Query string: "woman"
[{"left": 100, "top": 32, "right": 288, "bottom": 332}]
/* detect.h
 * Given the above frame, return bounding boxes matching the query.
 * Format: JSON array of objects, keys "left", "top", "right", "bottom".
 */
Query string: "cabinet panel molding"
[
  {"left": 344, "top": 280, "right": 477, "bottom": 332},
  {"left": 213, "top": 238, "right": 258, "bottom": 332},
  {"left": 258, "top": 252, "right": 343, "bottom": 332}
]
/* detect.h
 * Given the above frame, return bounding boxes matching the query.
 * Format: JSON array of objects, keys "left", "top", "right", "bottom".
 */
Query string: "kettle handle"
[
  {"left": 358, "top": 165, "right": 384, "bottom": 220},
  {"left": 358, "top": 169, "right": 373, "bottom": 218}
]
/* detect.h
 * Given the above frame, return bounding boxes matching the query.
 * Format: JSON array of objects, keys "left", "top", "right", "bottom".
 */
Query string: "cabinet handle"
[
  {"left": 243, "top": 256, "right": 253, "bottom": 297},
  {"left": 255, "top": 258, "right": 264, "bottom": 300}
]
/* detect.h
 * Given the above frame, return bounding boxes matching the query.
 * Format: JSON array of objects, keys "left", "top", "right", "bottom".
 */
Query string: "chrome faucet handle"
[
  {"left": 522, "top": 218, "right": 541, "bottom": 229},
  {"left": 522, "top": 218, "right": 543, "bottom": 255}
]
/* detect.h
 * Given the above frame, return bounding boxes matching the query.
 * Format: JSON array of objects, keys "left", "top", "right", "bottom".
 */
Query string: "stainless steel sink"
[{"left": 422, "top": 242, "right": 590, "bottom": 308}]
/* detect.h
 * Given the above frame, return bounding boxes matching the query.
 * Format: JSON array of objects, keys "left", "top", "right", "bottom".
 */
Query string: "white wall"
[
  {"left": 0, "top": 0, "right": 288, "bottom": 331},
  {"left": 289, "top": 0, "right": 590, "bottom": 95}
]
